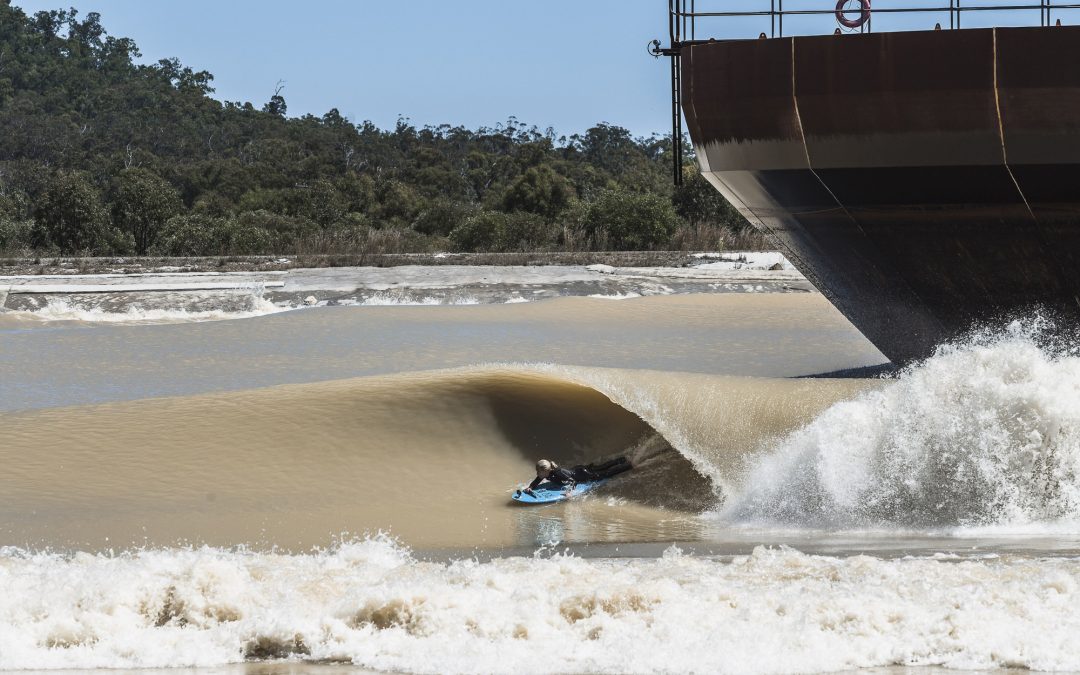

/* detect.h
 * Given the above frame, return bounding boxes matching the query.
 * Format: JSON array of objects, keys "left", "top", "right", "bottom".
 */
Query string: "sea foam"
[
  {"left": 724, "top": 317, "right": 1080, "bottom": 529},
  {"left": 2, "top": 537, "right": 1080, "bottom": 673}
]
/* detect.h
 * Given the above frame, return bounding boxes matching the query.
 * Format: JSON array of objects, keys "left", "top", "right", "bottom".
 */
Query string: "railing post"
[{"left": 668, "top": 0, "right": 683, "bottom": 186}]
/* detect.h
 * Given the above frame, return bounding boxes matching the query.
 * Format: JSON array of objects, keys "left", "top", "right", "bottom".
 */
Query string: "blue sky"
[
  {"left": 12, "top": 1, "right": 1076, "bottom": 137},
  {"left": 12, "top": 0, "right": 679, "bottom": 137}
]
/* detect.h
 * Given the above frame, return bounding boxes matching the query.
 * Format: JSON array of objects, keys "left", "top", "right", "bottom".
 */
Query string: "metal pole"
[
  {"left": 669, "top": 0, "right": 683, "bottom": 186},
  {"left": 677, "top": 0, "right": 682, "bottom": 41},
  {"left": 671, "top": 53, "right": 682, "bottom": 185},
  {"left": 668, "top": 0, "right": 675, "bottom": 46},
  {"left": 682, "top": 0, "right": 687, "bottom": 42},
  {"left": 771, "top": 0, "right": 776, "bottom": 38},
  {"left": 779, "top": 0, "right": 784, "bottom": 37}
]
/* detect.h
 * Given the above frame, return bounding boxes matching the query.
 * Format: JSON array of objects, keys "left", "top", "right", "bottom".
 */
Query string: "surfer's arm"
[{"left": 525, "top": 476, "right": 543, "bottom": 493}]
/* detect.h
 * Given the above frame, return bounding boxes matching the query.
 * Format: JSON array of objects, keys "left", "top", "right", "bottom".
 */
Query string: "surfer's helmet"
[{"left": 536, "top": 459, "right": 553, "bottom": 476}]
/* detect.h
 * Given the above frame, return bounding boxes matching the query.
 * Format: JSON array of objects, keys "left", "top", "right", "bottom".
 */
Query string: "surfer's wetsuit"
[{"left": 527, "top": 457, "right": 632, "bottom": 491}]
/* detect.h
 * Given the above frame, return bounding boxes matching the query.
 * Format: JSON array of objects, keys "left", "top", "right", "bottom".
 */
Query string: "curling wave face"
[
  {"left": 8, "top": 318, "right": 1080, "bottom": 550},
  {"left": 0, "top": 365, "right": 867, "bottom": 550},
  {"left": 3, "top": 536, "right": 1080, "bottom": 673}
]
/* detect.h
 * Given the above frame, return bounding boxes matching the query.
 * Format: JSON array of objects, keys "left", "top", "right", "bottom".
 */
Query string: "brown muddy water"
[
  {"left": 0, "top": 294, "right": 880, "bottom": 550},
  {"left": 4, "top": 290, "right": 1080, "bottom": 673}
]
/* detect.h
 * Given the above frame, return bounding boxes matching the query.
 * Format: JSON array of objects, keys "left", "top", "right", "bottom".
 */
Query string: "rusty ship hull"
[{"left": 682, "top": 26, "right": 1080, "bottom": 364}]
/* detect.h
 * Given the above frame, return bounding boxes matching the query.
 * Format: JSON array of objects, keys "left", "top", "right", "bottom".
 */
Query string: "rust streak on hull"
[{"left": 683, "top": 26, "right": 1080, "bottom": 364}]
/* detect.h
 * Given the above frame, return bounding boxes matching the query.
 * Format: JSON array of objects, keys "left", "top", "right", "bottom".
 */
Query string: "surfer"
[{"left": 523, "top": 457, "right": 632, "bottom": 496}]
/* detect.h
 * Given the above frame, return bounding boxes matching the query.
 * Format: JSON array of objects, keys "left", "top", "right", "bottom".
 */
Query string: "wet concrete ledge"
[
  {"left": 0, "top": 250, "right": 756, "bottom": 276},
  {"left": 0, "top": 254, "right": 812, "bottom": 313}
]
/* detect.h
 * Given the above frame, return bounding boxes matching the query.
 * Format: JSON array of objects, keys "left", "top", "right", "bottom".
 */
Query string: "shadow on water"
[
  {"left": 478, "top": 373, "right": 648, "bottom": 466},
  {"left": 799, "top": 362, "right": 898, "bottom": 379},
  {"left": 478, "top": 372, "right": 716, "bottom": 514}
]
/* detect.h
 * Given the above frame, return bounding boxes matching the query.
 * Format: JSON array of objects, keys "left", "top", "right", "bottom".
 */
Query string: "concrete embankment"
[{"left": 0, "top": 253, "right": 811, "bottom": 316}]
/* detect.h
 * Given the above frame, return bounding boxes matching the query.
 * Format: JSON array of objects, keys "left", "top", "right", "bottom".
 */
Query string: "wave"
[
  {"left": 0, "top": 364, "right": 865, "bottom": 550},
  {"left": 0, "top": 290, "right": 289, "bottom": 325},
  {"left": 0, "top": 289, "right": 695, "bottom": 325},
  {"left": 4, "top": 315, "right": 1080, "bottom": 550},
  {"left": 7, "top": 318, "right": 1080, "bottom": 672},
  {"left": 2, "top": 535, "right": 1079, "bottom": 673},
  {"left": 723, "top": 318, "right": 1080, "bottom": 530}
]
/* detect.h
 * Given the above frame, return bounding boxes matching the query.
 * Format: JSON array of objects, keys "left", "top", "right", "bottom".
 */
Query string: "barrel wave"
[
  {"left": 6, "top": 318, "right": 1080, "bottom": 671},
  {"left": 0, "top": 364, "right": 867, "bottom": 550}
]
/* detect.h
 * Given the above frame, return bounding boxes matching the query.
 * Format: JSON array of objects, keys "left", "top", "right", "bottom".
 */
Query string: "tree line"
[{"left": 0, "top": 3, "right": 754, "bottom": 257}]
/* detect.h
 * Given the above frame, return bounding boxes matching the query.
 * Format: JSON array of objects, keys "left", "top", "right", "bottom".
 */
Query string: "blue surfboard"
[{"left": 511, "top": 480, "right": 607, "bottom": 504}]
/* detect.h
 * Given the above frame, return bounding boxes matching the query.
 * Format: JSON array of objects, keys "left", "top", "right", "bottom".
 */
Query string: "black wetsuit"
[{"left": 527, "top": 457, "right": 631, "bottom": 491}]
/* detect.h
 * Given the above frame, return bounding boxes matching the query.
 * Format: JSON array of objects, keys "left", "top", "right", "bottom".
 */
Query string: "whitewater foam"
[
  {"left": 3, "top": 296, "right": 290, "bottom": 324},
  {"left": 2, "top": 536, "right": 1080, "bottom": 673},
  {"left": 725, "top": 319, "right": 1080, "bottom": 530},
  {"left": 359, "top": 293, "right": 481, "bottom": 306}
]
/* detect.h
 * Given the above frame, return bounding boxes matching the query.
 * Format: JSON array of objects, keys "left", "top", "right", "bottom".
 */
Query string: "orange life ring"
[{"left": 836, "top": 0, "right": 871, "bottom": 29}]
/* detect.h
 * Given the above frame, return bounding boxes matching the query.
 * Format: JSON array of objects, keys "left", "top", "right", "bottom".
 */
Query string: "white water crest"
[
  {"left": 724, "top": 319, "right": 1080, "bottom": 529},
  {"left": 3, "top": 537, "right": 1080, "bottom": 673},
  {"left": 358, "top": 293, "right": 481, "bottom": 306},
  {"left": 2, "top": 293, "right": 288, "bottom": 324}
]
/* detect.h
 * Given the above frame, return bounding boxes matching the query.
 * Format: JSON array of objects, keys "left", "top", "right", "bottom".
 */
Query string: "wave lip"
[{"left": 3, "top": 537, "right": 1080, "bottom": 673}]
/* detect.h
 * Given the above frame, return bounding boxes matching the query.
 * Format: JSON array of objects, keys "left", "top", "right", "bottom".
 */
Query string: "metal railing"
[
  {"left": 669, "top": 1, "right": 1080, "bottom": 41},
  {"left": 653, "top": 1, "right": 1080, "bottom": 183}
]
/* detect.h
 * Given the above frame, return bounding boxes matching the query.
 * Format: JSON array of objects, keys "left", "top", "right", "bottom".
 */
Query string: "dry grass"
[
  {"left": 670, "top": 223, "right": 769, "bottom": 252},
  {"left": 0, "top": 222, "right": 776, "bottom": 275}
]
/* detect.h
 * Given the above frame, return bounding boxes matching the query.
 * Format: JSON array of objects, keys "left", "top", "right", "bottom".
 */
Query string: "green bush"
[
  {"left": 501, "top": 211, "right": 556, "bottom": 251},
  {"left": 31, "top": 170, "right": 115, "bottom": 253},
  {"left": 0, "top": 218, "right": 33, "bottom": 252},
  {"left": 673, "top": 168, "right": 749, "bottom": 231},
  {"left": 111, "top": 168, "right": 182, "bottom": 254},
  {"left": 191, "top": 192, "right": 235, "bottom": 218},
  {"left": 572, "top": 187, "right": 680, "bottom": 250},
  {"left": 0, "top": 190, "right": 29, "bottom": 221},
  {"left": 372, "top": 180, "right": 422, "bottom": 228},
  {"left": 500, "top": 166, "right": 575, "bottom": 220},
  {"left": 236, "top": 210, "right": 316, "bottom": 249},
  {"left": 450, "top": 211, "right": 504, "bottom": 252},
  {"left": 450, "top": 210, "right": 555, "bottom": 252},
  {"left": 413, "top": 197, "right": 475, "bottom": 237},
  {"left": 153, "top": 214, "right": 273, "bottom": 256}
]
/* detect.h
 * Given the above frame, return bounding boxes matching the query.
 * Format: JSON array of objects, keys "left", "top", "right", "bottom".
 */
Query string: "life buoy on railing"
[{"left": 835, "top": 0, "right": 871, "bottom": 29}]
